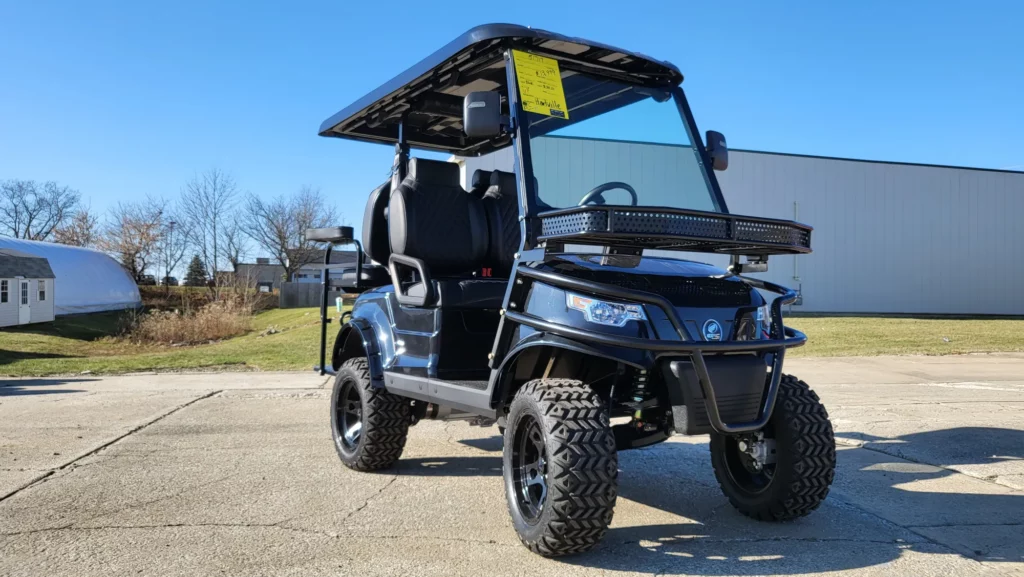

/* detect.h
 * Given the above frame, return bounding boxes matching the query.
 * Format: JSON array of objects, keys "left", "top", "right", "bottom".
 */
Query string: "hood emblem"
[{"left": 702, "top": 319, "right": 723, "bottom": 341}]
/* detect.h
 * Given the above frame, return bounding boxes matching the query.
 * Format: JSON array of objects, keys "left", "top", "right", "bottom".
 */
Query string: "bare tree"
[
  {"left": 222, "top": 219, "right": 248, "bottom": 271},
  {"left": 100, "top": 198, "right": 166, "bottom": 281},
  {"left": 179, "top": 169, "right": 239, "bottom": 280},
  {"left": 53, "top": 206, "right": 100, "bottom": 247},
  {"left": 241, "top": 185, "right": 339, "bottom": 282},
  {"left": 155, "top": 208, "right": 190, "bottom": 286},
  {"left": 0, "top": 180, "right": 82, "bottom": 240}
]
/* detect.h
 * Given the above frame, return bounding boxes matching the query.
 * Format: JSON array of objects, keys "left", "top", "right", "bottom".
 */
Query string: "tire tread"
[
  {"left": 711, "top": 374, "right": 836, "bottom": 521},
  {"left": 332, "top": 358, "right": 409, "bottom": 471},
  {"left": 506, "top": 379, "right": 618, "bottom": 557}
]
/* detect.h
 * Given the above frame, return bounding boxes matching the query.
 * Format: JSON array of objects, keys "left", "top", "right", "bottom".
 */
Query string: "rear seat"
[{"left": 333, "top": 179, "right": 391, "bottom": 292}]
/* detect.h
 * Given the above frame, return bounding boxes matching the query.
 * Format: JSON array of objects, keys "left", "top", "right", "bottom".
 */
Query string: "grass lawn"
[
  {"left": 787, "top": 316, "right": 1024, "bottom": 357},
  {"left": 2, "top": 309, "right": 1024, "bottom": 377},
  {"left": 0, "top": 308, "right": 329, "bottom": 377}
]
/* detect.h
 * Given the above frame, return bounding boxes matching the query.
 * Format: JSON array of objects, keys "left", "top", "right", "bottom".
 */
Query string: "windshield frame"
[{"left": 504, "top": 49, "right": 730, "bottom": 251}]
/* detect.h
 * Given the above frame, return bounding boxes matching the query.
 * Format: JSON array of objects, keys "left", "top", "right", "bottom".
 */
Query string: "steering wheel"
[{"left": 577, "top": 182, "right": 638, "bottom": 206}]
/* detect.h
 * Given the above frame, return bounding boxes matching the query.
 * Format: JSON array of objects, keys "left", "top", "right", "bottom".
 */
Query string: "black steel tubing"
[
  {"left": 318, "top": 244, "right": 333, "bottom": 376},
  {"left": 503, "top": 311, "right": 806, "bottom": 353},
  {"left": 508, "top": 265, "right": 804, "bottom": 434}
]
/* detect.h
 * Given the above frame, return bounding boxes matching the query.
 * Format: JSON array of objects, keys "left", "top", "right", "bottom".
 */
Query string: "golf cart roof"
[{"left": 318, "top": 24, "right": 683, "bottom": 155}]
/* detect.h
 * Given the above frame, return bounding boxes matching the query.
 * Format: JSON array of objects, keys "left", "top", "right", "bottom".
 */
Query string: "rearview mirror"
[
  {"left": 463, "top": 91, "right": 502, "bottom": 138},
  {"left": 706, "top": 130, "right": 728, "bottom": 171}
]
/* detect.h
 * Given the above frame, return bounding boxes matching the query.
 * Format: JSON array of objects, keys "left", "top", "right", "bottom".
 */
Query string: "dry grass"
[
  {"left": 121, "top": 300, "right": 252, "bottom": 345},
  {"left": 122, "top": 281, "right": 278, "bottom": 345}
]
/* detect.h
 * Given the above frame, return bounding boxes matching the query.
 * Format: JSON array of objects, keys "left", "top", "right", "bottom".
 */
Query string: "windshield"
[{"left": 523, "top": 72, "right": 721, "bottom": 213}]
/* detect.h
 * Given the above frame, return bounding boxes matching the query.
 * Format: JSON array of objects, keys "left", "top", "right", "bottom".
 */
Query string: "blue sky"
[{"left": 1, "top": 1, "right": 1021, "bottom": 243}]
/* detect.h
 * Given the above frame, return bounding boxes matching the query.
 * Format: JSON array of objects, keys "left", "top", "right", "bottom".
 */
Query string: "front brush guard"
[{"left": 502, "top": 266, "right": 805, "bottom": 434}]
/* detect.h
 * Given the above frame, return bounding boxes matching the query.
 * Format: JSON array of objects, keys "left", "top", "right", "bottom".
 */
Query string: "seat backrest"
[
  {"left": 389, "top": 158, "right": 488, "bottom": 274},
  {"left": 467, "top": 169, "right": 492, "bottom": 198},
  {"left": 361, "top": 179, "right": 392, "bottom": 264},
  {"left": 481, "top": 170, "right": 522, "bottom": 275}
]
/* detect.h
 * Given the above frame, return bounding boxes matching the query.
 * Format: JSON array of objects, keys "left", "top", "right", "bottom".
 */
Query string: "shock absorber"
[{"left": 629, "top": 369, "right": 661, "bottom": 433}]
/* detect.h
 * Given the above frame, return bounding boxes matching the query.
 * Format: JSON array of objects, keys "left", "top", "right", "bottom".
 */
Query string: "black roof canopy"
[{"left": 318, "top": 24, "right": 683, "bottom": 156}]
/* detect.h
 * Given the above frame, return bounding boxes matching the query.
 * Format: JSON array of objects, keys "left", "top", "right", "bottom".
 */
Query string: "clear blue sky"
[{"left": 2, "top": 1, "right": 1021, "bottom": 237}]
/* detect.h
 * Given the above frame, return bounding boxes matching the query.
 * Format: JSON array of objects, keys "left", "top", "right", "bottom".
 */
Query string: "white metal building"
[
  {"left": 0, "top": 238, "right": 141, "bottom": 315},
  {"left": 458, "top": 138, "right": 1024, "bottom": 315},
  {"left": 0, "top": 248, "right": 56, "bottom": 326}
]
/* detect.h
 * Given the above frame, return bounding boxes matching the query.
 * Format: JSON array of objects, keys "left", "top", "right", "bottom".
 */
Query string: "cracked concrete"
[{"left": 1, "top": 357, "right": 1023, "bottom": 576}]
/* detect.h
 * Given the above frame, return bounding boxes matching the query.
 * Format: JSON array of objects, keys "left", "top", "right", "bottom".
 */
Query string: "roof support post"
[{"left": 391, "top": 117, "right": 410, "bottom": 191}]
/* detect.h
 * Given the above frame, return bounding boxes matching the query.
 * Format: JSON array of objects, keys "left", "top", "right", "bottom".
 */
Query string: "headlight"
[{"left": 566, "top": 292, "right": 647, "bottom": 327}]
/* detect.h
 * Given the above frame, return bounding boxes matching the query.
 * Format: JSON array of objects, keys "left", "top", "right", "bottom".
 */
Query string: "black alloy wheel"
[
  {"left": 511, "top": 413, "right": 548, "bottom": 523},
  {"left": 720, "top": 427, "right": 777, "bottom": 497},
  {"left": 335, "top": 377, "right": 364, "bottom": 453}
]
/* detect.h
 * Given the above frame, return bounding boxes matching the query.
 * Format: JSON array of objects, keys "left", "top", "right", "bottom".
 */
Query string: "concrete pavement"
[{"left": 1, "top": 356, "right": 1022, "bottom": 576}]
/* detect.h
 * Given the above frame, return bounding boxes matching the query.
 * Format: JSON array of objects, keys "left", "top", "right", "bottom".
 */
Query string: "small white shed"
[{"left": 0, "top": 248, "right": 56, "bottom": 327}]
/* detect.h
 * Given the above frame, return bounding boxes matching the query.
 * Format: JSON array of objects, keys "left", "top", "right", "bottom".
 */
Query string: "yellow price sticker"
[{"left": 512, "top": 50, "right": 569, "bottom": 120}]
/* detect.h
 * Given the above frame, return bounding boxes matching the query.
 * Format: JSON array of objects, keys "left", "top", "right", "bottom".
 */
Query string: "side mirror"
[
  {"left": 463, "top": 91, "right": 502, "bottom": 138},
  {"left": 706, "top": 130, "right": 728, "bottom": 171}
]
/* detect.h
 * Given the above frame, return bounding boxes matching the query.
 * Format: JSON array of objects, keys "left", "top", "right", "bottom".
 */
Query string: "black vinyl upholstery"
[
  {"left": 389, "top": 158, "right": 489, "bottom": 274},
  {"left": 361, "top": 179, "right": 392, "bottom": 263},
  {"left": 481, "top": 170, "right": 521, "bottom": 275},
  {"left": 468, "top": 169, "right": 492, "bottom": 198}
]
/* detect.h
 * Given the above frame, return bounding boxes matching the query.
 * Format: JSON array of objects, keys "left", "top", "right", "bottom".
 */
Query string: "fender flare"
[
  {"left": 332, "top": 318, "right": 386, "bottom": 389},
  {"left": 489, "top": 332, "right": 654, "bottom": 408}
]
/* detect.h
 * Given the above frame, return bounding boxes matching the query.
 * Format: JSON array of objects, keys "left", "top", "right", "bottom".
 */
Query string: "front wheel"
[
  {"left": 503, "top": 379, "right": 618, "bottom": 557},
  {"left": 710, "top": 374, "right": 835, "bottom": 521}
]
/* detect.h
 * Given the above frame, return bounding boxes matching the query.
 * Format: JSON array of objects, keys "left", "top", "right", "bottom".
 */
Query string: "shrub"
[{"left": 123, "top": 300, "right": 251, "bottom": 345}]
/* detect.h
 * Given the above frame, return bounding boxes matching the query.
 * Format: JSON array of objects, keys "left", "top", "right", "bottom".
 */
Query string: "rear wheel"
[
  {"left": 503, "top": 379, "right": 618, "bottom": 556},
  {"left": 710, "top": 374, "right": 835, "bottom": 520},
  {"left": 330, "top": 358, "right": 410, "bottom": 471}
]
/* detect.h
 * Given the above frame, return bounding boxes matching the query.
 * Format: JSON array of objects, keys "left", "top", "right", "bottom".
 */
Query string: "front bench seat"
[
  {"left": 480, "top": 170, "right": 521, "bottom": 276},
  {"left": 388, "top": 159, "right": 509, "bottom": 309},
  {"left": 389, "top": 158, "right": 488, "bottom": 274}
]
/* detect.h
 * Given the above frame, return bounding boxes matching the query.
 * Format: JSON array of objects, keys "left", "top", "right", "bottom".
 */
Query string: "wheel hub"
[
  {"left": 512, "top": 415, "right": 548, "bottom": 522},
  {"left": 336, "top": 380, "right": 363, "bottom": 450},
  {"left": 738, "top": 432, "right": 776, "bottom": 471}
]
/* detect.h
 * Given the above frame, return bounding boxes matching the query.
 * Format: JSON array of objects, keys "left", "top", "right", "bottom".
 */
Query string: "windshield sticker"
[{"left": 512, "top": 50, "right": 569, "bottom": 119}]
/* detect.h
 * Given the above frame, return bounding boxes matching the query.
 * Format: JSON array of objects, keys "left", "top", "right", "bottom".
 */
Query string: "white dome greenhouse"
[{"left": 0, "top": 237, "right": 141, "bottom": 315}]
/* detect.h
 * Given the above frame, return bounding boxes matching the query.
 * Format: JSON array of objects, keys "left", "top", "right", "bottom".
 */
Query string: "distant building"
[
  {"left": 0, "top": 238, "right": 140, "bottom": 316},
  {"left": 0, "top": 248, "right": 56, "bottom": 326},
  {"left": 231, "top": 250, "right": 360, "bottom": 291}
]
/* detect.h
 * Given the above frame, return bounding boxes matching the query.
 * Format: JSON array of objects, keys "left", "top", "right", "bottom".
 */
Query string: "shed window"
[
  {"left": 21, "top": 282, "right": 28, "bottom": 305},
  {"left": 1, "top": 280, "right": 7, "bottom": 303},
  {"left": 38, "top": 279, "right": 47, "bottom": 302}
]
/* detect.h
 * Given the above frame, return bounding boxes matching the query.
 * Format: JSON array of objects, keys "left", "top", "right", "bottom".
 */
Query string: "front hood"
[{"left": 536, "top": 254, "right": 762, "bottom": 308}]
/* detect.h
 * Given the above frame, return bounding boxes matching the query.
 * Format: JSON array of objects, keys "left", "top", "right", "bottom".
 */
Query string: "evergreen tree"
[{"left": 184, "top": 254, "right": 208, "bottom": 287}]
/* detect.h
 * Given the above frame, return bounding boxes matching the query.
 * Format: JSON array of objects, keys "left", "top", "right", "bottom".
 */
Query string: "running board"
[{"left": 383, "top": 372, "right": 496, "bottom": 419}]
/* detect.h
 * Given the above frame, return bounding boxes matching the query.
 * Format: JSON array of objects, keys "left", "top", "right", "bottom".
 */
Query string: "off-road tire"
[
  {"left": 710, "top": 374, "right": 835, "bottom": 521},
  {"left": 330, "top": 358, "right": 410, "bottom": 471},
  {"left": 503, "top": 379, "right": 618, "bottom": 557}
]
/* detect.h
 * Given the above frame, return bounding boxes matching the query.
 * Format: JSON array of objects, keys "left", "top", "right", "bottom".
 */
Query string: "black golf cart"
[{"left": 310, "top": 24, "right": 835, "bottom": 557}]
